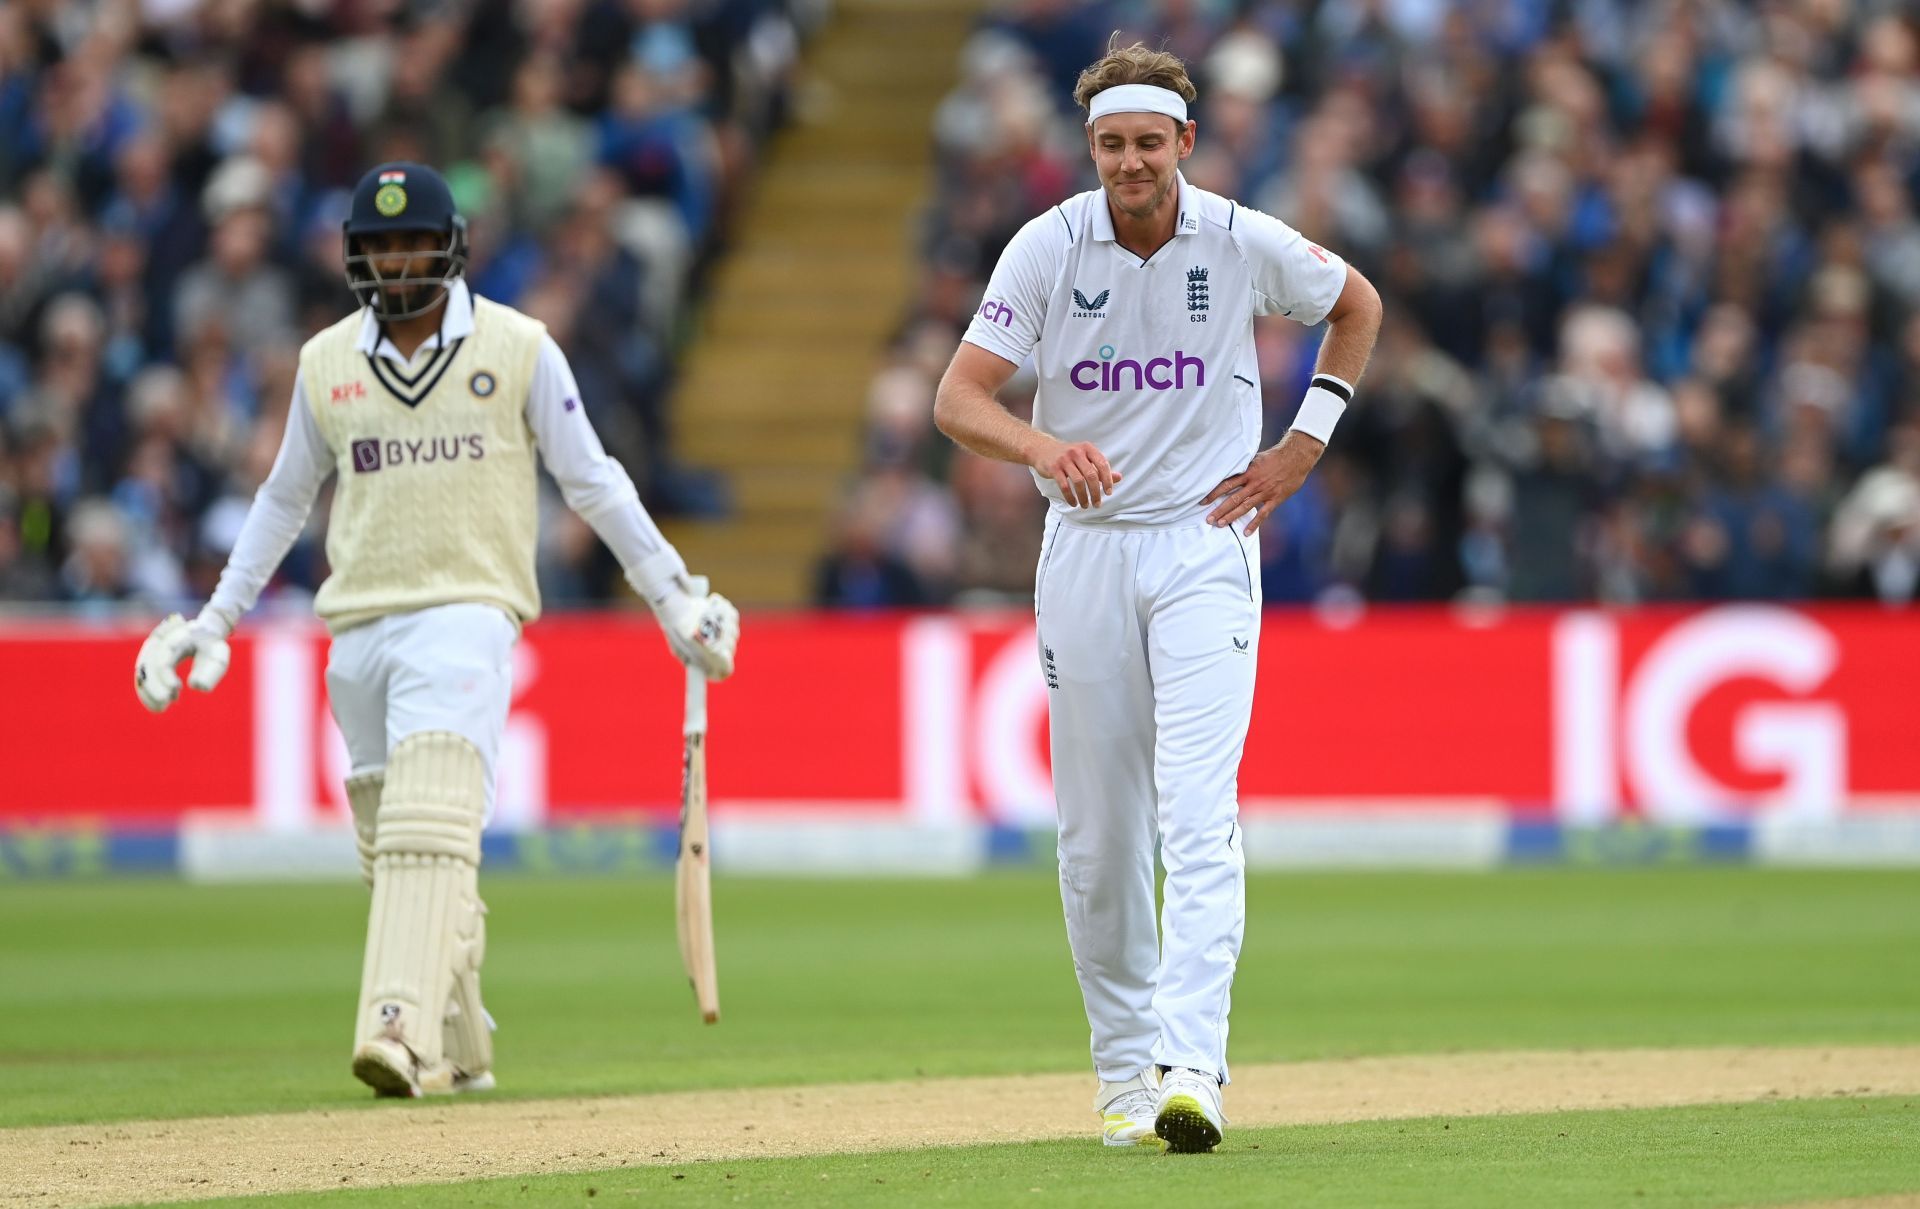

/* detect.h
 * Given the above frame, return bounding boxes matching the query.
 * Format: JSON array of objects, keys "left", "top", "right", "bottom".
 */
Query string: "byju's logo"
[
  {"left": 978, "top": 298, "right": 1014, "bottom": 328},
  {"left": 1069, "top": 346, "right": 1206, "bottom": 392},
  {"left": 351, "top": 435, "right": 486, "bottom": 473},
  {"left": 1071, "top": 288, "right": 1109, "bottom": 318}
]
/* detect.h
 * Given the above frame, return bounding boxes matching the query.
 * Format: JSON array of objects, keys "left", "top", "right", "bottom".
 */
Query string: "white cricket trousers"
[
  {"left": 1036, "top": 511, "right": 1260, "bottom": 1085},
  {"left": 325, "top": 602, "right": 518, "bottom": 810}
]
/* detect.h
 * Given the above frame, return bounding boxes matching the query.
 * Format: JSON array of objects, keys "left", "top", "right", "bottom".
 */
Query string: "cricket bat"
[{"left": 675, "top": 580, "right": 720, "bottom": 1024}]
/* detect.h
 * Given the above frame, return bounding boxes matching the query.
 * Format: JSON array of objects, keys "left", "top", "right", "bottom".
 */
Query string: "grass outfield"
[
  {"left": 176, "top": 1098, "right": 1920, "bottom": 1209},
  {"left": 1, "top": 868, "right": 1915, "bottom": 1130}
]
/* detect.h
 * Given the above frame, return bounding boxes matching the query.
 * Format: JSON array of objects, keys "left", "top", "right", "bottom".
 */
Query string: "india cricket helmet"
[{"left": 342, "top": 161, "right": 469, "bottom": 320}]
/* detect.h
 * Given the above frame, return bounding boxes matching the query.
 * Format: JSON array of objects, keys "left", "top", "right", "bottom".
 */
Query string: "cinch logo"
[
  {"left": 978, "top": 298, "right": 1014, "bottom": 327},
  {"left": 1069, "top": 346, "right": 1205, "bottom": 392},
  {"left": 350, "top": 434, "right": 486, "bottom": 473}
]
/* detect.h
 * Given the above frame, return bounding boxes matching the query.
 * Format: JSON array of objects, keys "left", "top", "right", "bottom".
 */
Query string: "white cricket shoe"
[
  {"left": 353, "top": 1037, "right": 429, "bottom": 1098},
  {"left": 1155, "top": 1067, "right": 1226, "bottom": 1153},
  {"left": 451, "top": 1069, "right": 496, "bottom": 1094},
  {"left": 1095, "top": 1069, "right": 1164, "bottom": 1147},
  {"left": 353, "top": 1038, "right": 493, "bottom": 1098}
]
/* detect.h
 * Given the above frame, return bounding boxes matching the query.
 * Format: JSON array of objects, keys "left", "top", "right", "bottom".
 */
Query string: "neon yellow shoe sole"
[{"left": 1154, "top": 1094, "right": 1222, "bottom": 1153}]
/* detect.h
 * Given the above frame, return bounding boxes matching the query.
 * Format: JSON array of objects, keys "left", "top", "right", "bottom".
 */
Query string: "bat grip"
[
  {"left": 683, "top": 573, "right": 709, "bottom": 736},
  {"left": 684, "top": 665, "right": 707, "bottom": 735}
]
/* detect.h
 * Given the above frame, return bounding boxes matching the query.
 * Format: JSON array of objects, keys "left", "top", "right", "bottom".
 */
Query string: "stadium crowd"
[
  {"left": 0, "top": 0, "right": 811, "bottom": 612},
  {"left": 817, "top": 0, "right": 1920, "bottom": 609},
  {"left": 6, "top": 0, "right": 1920, "bottom": 616}
]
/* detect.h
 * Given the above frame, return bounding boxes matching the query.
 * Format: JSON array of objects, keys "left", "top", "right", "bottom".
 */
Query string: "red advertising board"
[{"left": 3, "top": 605, "right": 1914, "bottom": 829}]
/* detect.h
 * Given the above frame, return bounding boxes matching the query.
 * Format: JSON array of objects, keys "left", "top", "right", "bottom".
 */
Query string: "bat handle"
[
  {"left": 683, "top": 573, "right": 709, "bottom": 736},
  {"left": 685, "top": 665, "right": 707, "bottom": 735}
]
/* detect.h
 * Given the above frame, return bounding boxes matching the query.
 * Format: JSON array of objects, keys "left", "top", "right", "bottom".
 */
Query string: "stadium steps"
[{"left": 660, "top": 0, "right": 980, "bottom": 607}]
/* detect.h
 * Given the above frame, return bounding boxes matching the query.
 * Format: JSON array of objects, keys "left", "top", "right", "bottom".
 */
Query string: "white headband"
[{"left": 1086, "top": 84, "right": 1188, "bottom": 126}]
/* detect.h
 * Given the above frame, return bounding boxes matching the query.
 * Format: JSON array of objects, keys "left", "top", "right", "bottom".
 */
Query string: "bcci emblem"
[
  {"left": 469, "top": 370, "right": 496, "bottom": 398},
  {"left": 374, "top": 182, "right": 408, "bottom": 217},
  {"left": 1187, "top": 266, "right": 1210, "bottom": 314}
]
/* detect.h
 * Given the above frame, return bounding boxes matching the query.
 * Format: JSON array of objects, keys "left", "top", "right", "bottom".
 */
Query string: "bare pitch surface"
[{"left": 5, "top": 1047, "right": 1918, "bottom": 1207}]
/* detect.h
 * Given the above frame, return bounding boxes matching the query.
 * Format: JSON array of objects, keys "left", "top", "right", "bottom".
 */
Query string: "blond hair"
[{"left": 1072, "top": 38, "right": 1198, "bottom": 114}]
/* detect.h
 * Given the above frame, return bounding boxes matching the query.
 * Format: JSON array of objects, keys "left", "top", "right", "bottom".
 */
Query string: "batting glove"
[
  {"left": 652, "top": 578, "right": 739, "bottom": 680},
  {"left": 134, "top": 612, "right": 233, "bottom": 713}
]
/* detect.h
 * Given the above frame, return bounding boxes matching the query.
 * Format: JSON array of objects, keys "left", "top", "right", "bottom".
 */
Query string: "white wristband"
[{"left": 1290, "top": 374, "right": 1352, "bottom": 444}]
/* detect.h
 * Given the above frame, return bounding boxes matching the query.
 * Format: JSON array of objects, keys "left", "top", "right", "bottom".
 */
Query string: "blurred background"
[
  {"left": 2, "top": 0, "right": 1919, "bottom": 872},
  {"left": 3, "top": 0, "right": 1920, "bottom": 613}
]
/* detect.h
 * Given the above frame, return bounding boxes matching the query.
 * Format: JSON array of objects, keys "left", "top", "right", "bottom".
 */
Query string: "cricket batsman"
[
  {"left": 933, "top": 43, "right": 1383, "bottom": 1152},
  {"left": 132, "top": 162, "right": 740, "bottom": 1097}
]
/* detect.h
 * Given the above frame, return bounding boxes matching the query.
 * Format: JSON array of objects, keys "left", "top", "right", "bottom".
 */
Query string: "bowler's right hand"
[
  {"left": 135, "top": 613, "right": 232, "bottom": 713},
  {"left": 1031, "top": 437, "right": 1122, "bottom": 509}
]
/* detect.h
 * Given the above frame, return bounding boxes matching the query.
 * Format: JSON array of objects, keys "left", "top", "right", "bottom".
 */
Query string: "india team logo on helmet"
[
  {"left": 373, "top": 169, "right": 412, "bottom": 218},
  {"left": 375, "top": 185, "right": 407, "bottom": 217}
]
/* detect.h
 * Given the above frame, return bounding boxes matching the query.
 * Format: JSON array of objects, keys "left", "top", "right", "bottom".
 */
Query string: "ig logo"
[{"left": 1555, "top": 607, "right": 1846, "bottom": 824}]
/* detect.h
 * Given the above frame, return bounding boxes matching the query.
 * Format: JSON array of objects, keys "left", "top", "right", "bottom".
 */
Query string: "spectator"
[
  {"left": 1505, "top": 395, "right": 1602, "bottom": 603},
  {"left": 172, "top": 163, "right": 297, "bottom": 356},
  {"left": 483, "top": 53, "right": 593, "bottom": 236},
  {"left": 1682, "top": 424, "right": 1819, "bottom": 600},
  {"left": 1829, "top": 421, "right": 1920, "bottom": 605},
  {"left": 815, "top": 480, "right": 932, "bottom": 609},
  {"left": 58, "top": 496, "right": 134, "bottom": 605}
]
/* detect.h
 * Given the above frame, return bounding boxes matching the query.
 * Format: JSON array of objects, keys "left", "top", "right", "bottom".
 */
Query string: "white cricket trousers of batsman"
[
  {"left": 1036, "top": 511, "right": 1260, "bottom": 1085},
  {"left": 325, "top": 603, "right": 518, "bottom": 804}
]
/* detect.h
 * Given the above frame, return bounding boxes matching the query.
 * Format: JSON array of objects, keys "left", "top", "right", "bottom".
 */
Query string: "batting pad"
[
  {"left": 344, "top": 771, "right": 384, "bottom": 889},
  {"left": 442, "top": 892, "right": 492, "bottom": 1078},
  {"left": 353, "top": 732, "right": 489, "bottom": 1077}
]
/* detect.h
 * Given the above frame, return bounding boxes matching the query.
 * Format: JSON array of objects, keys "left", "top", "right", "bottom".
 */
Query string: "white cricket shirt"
[{"left": 963, "top": 173, "right": 1347, "bottom": 526}]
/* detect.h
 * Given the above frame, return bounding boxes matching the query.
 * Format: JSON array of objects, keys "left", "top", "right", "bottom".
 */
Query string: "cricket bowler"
[
  {"left": 132, "top": 162, "right": 740, "bottom": 1097},
  {"left": 933, "top": 43, "right": 1383, "bottom": 1152}
]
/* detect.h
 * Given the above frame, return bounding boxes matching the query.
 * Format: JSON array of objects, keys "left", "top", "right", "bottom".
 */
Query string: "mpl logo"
[
  {"left": 1070, "top": 346, "right": 1205, "bottom": 392},
  {"left": 1553, "top": 607, "right": 1847, "bottom": 824}
]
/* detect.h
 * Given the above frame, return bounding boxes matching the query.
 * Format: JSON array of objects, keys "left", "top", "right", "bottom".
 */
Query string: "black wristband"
[{"left": 1309, "top": 374, "right": 1353, "bottom": 404}]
